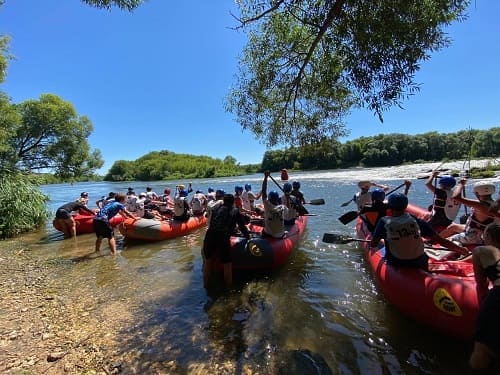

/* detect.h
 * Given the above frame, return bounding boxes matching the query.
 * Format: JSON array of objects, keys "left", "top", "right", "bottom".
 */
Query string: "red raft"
[
  {"left": 356, "top": 203, "right": 479, "bottom": 340},
  {"left": 53, "top": 214, "right": 124, "bottom": 235},
  {"left": 215, "top": 215, "right": 308, "bottom": 271},
  {"left": 118, "top": 215, "right": 207, "bottom": 241}
]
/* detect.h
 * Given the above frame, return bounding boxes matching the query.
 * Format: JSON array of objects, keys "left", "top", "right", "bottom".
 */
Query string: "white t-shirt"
[{"left": 263, "top": 199, "right": 287, "bottom": 238}]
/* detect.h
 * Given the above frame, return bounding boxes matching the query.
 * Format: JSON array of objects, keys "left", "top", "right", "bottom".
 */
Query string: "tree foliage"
[
  {"left": 0, "top": 94, "right": 104, "bottom": 178},
  {"left": 0, "top": 172, "right": 49, "bottom": 239},
  {"left": 81, "top": 0, "right": 145, "bottom": 11},
  {"left": 104, "top": 150, "right": 260, "bottom": 181},
  {"left": 261, "top": 127, "right": 500, "bottom": 171},
  {"left": 227, "top": 0, "right": 470, "bottom": 147}
]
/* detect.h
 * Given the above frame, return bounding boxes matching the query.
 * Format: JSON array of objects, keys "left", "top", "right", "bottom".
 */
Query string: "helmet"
[
  {"left": 235, "top": 185, "right": 243, "bottom": 193},
  {"left": 283, "top": 182, "right": 292, "bottom": 193},
  {"left": 244, "top": 183, "right": 252, "bottom": 191},
  {"left": 196, "top": 190, "right": 203, "bottom": 194},
  {"left": 387, "top": 193, "right": 408, "bottom": 210},
  {"left": 208, "top": 187, "right": 214, "bottom": 193},
  {"left": 268, "top": 191, "right": 280, "bottom": 204},
  {"left": 164, "top": 188, "right": 171, "bottom": 194},
  {"left": 358, "top": 180, "right": 371, "bottom": 189},
  {"left": 179, "top": 190, "right": 188, "bottom": 197},
  {"left": 439, "top": 175, "right": 456, "bottom": 188},
  {"left": 371, "top": 189, "right": 386, "bottom": 202},
  {"left": 292, "top": 181, "right": 300, "bottom": 189},
  {"left": 473, "top": 181, "right": 496, "bottom": 196},
  {"left": 215, "top": 189, "right": 225, "bottom": 198},
  {"left": 80, "top": 192, "right": 88, "bottom": 197}
]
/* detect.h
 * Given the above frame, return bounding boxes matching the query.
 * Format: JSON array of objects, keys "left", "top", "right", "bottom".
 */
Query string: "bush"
[{"left": 0, "top": 173, "right": 49, "bottom": 239}]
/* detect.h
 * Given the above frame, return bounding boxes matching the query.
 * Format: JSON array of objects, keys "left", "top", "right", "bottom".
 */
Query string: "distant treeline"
[
  {"left": 101, "top": 128, "right": 499, "bottom": 182},
  {"left": 104, "top": 151, "right": 260, "bottom": 181},
  {"left": 261, "top": 128, "right": 500, "bottom": 172}
]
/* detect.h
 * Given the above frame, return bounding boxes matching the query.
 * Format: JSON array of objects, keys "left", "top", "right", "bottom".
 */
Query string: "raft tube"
[
  {"left": 53, "top": 214, "right": 124, "bottom": 235},
  {"left": 214, "top": 215, "right": 308, "bottom": 271},
  {"left": 356, "top": 204, "right": 478, "bottom": 340},
  {"left": 119, "top": 215, "right": 207, "bottom": 241}
]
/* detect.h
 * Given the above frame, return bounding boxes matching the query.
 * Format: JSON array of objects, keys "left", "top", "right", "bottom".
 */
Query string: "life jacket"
[{"left": 431, "top": 188, "right": 461, "bottom": 221}]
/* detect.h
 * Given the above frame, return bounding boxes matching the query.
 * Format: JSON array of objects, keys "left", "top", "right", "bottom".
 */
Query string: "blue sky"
[{"left": 1, "top": 1, "right": 499, "bottom": 174}]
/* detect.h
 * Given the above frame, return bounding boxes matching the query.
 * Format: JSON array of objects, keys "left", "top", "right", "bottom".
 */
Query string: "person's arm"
[
  {"left": 261, "top": 171, "right": 269, "bottom": 200},
  {"left": 236, "top": 213, "right": 251, "bottom": 239},
  {"left": 120, "top": 207, "right": 137, "bottom": 219},
  {"left": 403, "top": 179, "right": 412, "bottom": 196},
  {"left": 80, "top": 204, "right": 95, "bottom": 215},
  {"left": 473, "top": 247, "right": 490, "bottom": 301},
  {"left": 419, "top": 218, "right": 469, "bottom": 256},
  {"left": 425, "top": 171, "right": 439, "bottom": 193},
  {"left": 371, "top": 181, "right": 389, "bottom": 191},
  {"left": 452, "top": 179, "right": 491, "bottom": 213},
  {"left": 341, "top": 194, "right": 355, "bottom": 207},
  {"left": 369, "top": 219, "right": 385, "bottom": 248}
]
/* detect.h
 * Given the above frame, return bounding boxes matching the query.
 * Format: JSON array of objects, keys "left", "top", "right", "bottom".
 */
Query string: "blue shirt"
[{"left": 95, "top": 201, "right": 125, "bottom": 221}]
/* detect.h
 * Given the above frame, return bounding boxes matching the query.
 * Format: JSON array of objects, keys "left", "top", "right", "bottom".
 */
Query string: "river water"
[{"left": 18, "top": 163, "right": 494, "bottom": 374}]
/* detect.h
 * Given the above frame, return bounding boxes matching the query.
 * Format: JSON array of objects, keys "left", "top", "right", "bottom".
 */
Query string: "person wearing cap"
[
  {"left": 190, "top": 190, "right": 207, "bottom": 216},
  {"left": 341, "top": 180, "right": 389, "bottom": 211},
  {"left": 425, "top": 171, "right": 461, "bottom": 231},
  {"left": 440, "top": 179, "right": 496, "bottom": 246},
  {"left": 261, "top": 170, "right": 288, "bottom": 238},
  {"left": 370, "top": 193, "right": 469, "bottom": 269},
  {"left": 76, "top": 192, "right": 89, "bottom": 207}
]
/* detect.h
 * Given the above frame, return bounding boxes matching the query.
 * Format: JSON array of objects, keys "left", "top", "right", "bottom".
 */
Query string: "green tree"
[
  {"left": 81, "top": 0, "right": 145, "bottom": 11},
  {"left": 4, "top": 94, "right": 104, "bottom": 178},
  {"left": 227, "top": 0, "right": 469, "bottom": 147}
]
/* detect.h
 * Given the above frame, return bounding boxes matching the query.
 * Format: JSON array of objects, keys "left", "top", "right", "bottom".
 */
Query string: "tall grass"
[{"left": 0, "top": 173, "right": 49, "bottom": 239}]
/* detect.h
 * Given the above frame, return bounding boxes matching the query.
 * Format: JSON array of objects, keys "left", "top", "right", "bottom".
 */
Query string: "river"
[{"left": 5, "top": 163, "right": 494, "bottom": 374}]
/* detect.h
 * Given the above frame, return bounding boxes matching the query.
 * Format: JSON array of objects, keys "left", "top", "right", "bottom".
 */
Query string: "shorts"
[
  {"left": 93, "top": 218, "right": 113, "bottom": 239},
  {"left": 475, "top": 286, "right": 500, "bottom": 352},
  {"left": 428, "top": 214, "right": 452, "bottom": 229},
  {"left": 55, "top": 208, "right": 72, "bottom": 220},
  {"left": 385, "top": 250, "right": 429, "bottom": 269},
  {"left": 203, "top": 230, "right": 231, "bottom": 263},
  {"left": 449, "top": 228, "right": 483, "bottom": 245}
]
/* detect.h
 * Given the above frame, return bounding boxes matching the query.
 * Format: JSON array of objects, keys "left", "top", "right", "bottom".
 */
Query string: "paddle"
[
  {"left": 307, "top": 198, "right": 325, "bottom": 205},
  {"left": 337, "top": 182, "right": 406, "bottom": 225},
  {"left": 268, "top": 174, "right": 323, "bottom": 214}
]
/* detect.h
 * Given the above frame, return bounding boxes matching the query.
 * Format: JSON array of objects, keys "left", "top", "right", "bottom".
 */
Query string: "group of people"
[{"left": 344, "top": 174, "right": 500, "bottom": 370}]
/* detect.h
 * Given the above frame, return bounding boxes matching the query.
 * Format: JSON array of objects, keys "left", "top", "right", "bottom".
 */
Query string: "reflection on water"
[{"left": 8, "top": 171, "right": 480, "bottom": 373}]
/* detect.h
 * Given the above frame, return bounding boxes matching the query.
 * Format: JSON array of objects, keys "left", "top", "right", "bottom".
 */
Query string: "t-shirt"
[
  {"left": 263, "top": 199, "right": 287, "bottom": 238},
  {"left": 95, "top": 201, "right": 125, "bottom": 221}
]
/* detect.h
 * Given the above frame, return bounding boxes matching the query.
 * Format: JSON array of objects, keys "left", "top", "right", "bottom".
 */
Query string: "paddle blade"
[
  {"left": 338, "top": 211, "right": 358, "bottom": 225},
  {"left": 308, "top": 198, "right": 325, "bottom": 205},
  {"left": 322, "top": 233, "right": 353, "bottom": 244}
]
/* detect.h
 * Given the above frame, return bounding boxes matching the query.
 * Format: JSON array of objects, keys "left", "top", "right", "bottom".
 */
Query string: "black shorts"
[
  {"left": 93, "top": 218, "right": 114, "bottom": 239},
  {"left": 55, "top": 208, "right": 72, "bottom": 220},
  {"left": 203, "top": 230, "right": 231, "bottom": 263},
  {"left": 385, "top": 250, "right": 429, "bottom": 270},
  {"left": 475, "top": 286, "right": 500, "bottom": 351}
]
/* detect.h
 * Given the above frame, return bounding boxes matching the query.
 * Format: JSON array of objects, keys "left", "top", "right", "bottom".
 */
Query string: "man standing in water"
[{"left": 93, "top": 193, "right": 136, "bottom": 255}]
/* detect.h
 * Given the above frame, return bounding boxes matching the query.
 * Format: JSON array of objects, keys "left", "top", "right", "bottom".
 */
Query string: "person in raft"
[
  {"left": 341, "top": 180, "right": 390, "bottom": 210},
  {"left": 93, "top": 193, "right": 136, "bottom": 255},
  {"left": 440, "top": 180, "right": 496, "bottom": 246},
  {"left": 425, "top": 172, "right": 461, "bottom": 231},
  {"left": 202, "top": 193, "right": 250, "bottom": 287},
  {"left": 55, "top": 201, "right": 96, "bottom": 239},
  {"left": 469, "top": 221, "right": 500, "bottom": 370},
  {"left": 261, "top": 170, "right": 288, "bottom": 238},
  {"left": 369, "top": 193, "right": 469, "bottom": 269}
]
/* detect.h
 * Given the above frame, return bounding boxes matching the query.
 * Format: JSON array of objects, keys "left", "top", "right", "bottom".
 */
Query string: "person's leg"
[
  {"left": 203, "top": 258, "right": 213, "bottom": 288},
  {"left": 108, "top": 236, "right": 117, "bottom": 254},
  {"left": 68, "top": 216, "right": 77, "bottom": 238},
  {"left": 61, "top": 218, "right": 72, "bottom": 238},
  {"left": 95, "top": 236, "right": 103, "bottom": 252},
  {"left": 469, "top": 341, "right": 494, "bottom": 370}
]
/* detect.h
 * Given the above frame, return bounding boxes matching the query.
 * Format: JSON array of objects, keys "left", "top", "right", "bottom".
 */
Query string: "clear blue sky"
[{"left": 1, "top": 1, "right": 499, "bottom": 174}]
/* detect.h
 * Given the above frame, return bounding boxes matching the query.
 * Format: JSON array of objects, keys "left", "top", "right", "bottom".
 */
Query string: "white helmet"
[
  {"left": 358, "top": 180, "right": 371, "bottom": 189},
  {"left": 473, "top": 181, "right": 496, "bottom": 196}
]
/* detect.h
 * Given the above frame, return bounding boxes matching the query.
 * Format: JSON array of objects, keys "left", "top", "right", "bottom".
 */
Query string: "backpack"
[{"left": 210, "top": 206, "right": 234, "bottom": 232}]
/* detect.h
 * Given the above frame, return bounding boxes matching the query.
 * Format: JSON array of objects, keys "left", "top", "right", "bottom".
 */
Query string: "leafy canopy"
[
  {"left": 81, "top": 0, "right": 145, "bottom": 11},
  {"left": 227, "top": 0, "right": 470, "bottom": 147}
]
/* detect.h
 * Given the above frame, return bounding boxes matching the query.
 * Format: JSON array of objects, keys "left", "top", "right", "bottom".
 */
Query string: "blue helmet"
[
  {"left": 371, "top": 188, "right": 386, "bottom": 202},
  {"left": 215, "top": 189, "right": 225, "bottom": 198},
  {"left": 439, "top": 175, "right": 456, "bottom": 188},
  {"left": 387, "top": 193, "right": 408, "bottom": 210},
  {"left": 179, "top": 190, "right": 188, "bottom": 197},
  {"left": 208, "top": 187, "right": 214, "bottom": 193},
  {"left": 268, "top": 191, "right": 280, "bottom": 204},
  {"left": 292, "top": 181, "right": 300, "bottom": 189},
  {"left": 283, "top": 182, "right": 292, "bottom": 193},
  {"left": 235, "top": 185, "right": 243, "bottom": 193},
  {"left": 244, "top": 183, "right": 252, "bottom": 191}
]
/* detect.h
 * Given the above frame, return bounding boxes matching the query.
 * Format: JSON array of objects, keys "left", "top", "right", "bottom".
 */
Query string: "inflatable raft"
[
  {"left": 356, "top": 204, "right": 479, "bottom": 340},
  {"left": 118, "top": 215, "right": 207, "bottom": 241},
  {"left": 53, "top": 213, "right": 124, "bottom": 235},
  {"left": 213, "top": 215, "right": 308, "bottom": 271}
]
